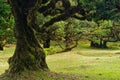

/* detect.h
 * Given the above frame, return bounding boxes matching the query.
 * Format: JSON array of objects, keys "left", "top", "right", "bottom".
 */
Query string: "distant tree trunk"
[
  {"left": 65, "top": 38, "right": 71, "bottom": 50},
  {"left": 62, "top": 38, "right": 78, "bottom": 52},
  {"left": 65, "top": 42, "right": 77, "bottom": 51},
  {"left": 8, "top": 0, "right": 48, "bottom": 75},
  {"left": 99, "top": 39, "right": 102, "bottom": 48},
  {"left": 0, "top": 44, "right": 3, "bottom": 50},
  {"left": 63, "top": 22, "right": 78, "bottom": 52},
  {"left": 90, "top": 41, "right": 99, "bottom": 48},
  {"left": 43, "top": 37, "right": 50, "bottom": 48},
  {"left": 90, "top": 40, "right": 107, "bottom": 48},
  {"left": 90, "top": 41, "right": 98, "bottom": 47},
  {"left": 90, "top": 41, "right": 94, "bottom": 47},
  {"left": 103, "top": 41, "right": 107, "bottom": 48}
]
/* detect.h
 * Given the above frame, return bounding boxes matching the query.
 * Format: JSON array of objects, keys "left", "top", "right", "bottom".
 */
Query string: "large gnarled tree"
[
  {"left": 7, "top": 0, "right": 49, "bottom": 74},
  {"left": 7, "top": 0, "right": 85, "bottom": 75}
]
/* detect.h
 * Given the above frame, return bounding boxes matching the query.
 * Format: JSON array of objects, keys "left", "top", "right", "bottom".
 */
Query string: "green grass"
[
  {"left": 1, "top": 45, "right": 120, "bottom": 80},
  {"left": 47, "top": 51, "right": 120, "bottom": 80},
  {"left": 0, "top": 70, "right": 82, "bottom": 80},
  {"left": 0, "top": 47, "right": 15, "bottom": 74}
]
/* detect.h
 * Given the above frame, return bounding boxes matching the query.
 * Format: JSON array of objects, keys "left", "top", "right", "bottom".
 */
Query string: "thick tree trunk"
[{"left": 8, "top": 0, "right": 48, "bottom": 75}]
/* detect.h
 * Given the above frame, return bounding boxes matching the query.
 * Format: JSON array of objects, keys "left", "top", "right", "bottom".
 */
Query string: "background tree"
[
  {"left": 62, "top": 18, "right": 82, "bottom": 51},
  {"left": 74, "top": 0, "right": 120, "bottom": 48},
  {"left": 36, "top": 0, "right": 85, "bottom": 48},
  {"left": 91, "top": 20, "right": 120, "bottom": 48}
]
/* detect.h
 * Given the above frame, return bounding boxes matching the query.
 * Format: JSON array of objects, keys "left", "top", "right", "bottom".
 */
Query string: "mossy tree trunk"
[{"left": 8, "top": 0, "right": 48, "bottom": 75}]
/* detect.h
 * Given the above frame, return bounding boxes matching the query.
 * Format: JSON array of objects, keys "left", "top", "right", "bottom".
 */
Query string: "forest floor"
[{"left": 0, "top": 45, "right": 120, "bottom": 80}]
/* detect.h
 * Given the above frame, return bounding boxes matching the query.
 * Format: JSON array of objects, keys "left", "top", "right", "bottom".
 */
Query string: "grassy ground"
[
  {"left": 0, "top": 44, "right": 120, "bottom": 80},
  {"left": 47, "top": 50, "right": 120, "bottom": 80},
  {"left": 0, "top": 70, "right": 82, "bottom": 80}
]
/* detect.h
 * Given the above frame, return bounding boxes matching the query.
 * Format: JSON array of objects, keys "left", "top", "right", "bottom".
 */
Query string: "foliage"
[
  {"left": 77, "top": 0, "right": 120, "bottom": 21},
  {"left": 48, "top": 21, "right": 66, "bottom": 42},
  {"left": 92, "top": 20, "right": 120, "bottom": 43},
  {"left": 0, "top": 0, "right": 15, "bottom": 48},
  {"left": 35, "top": 0, "right": 120, "bottom": 49},
  {"left": 44, "top": 47, "right": 57, "bottom": 55}
]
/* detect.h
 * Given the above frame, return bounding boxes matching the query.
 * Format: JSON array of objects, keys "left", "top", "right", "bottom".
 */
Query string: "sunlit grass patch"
[
  {"left": 0, "top": 47, "right": 14, "bottom": 74},
  {"left": 47, "top": 51, "right": 120, "bottom": 80},
  {"left": 76, "top": 49, "right": 120, "bottom": 57}
]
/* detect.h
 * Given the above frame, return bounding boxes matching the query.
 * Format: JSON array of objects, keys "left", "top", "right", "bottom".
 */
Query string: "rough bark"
[{"left": 7, "top": 0, "right": 48, "bottom": 75}]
